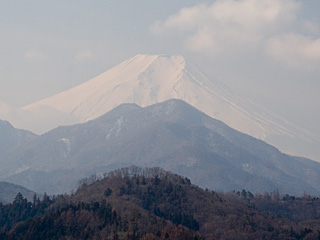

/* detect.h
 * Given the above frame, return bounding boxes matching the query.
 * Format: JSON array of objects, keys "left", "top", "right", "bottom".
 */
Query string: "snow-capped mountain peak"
[
  {"left": 4, "top": 53, "right": 317, "bottom": 160},
  {"left": 23, "top": 54, "right": 188, "bottom": 122}
]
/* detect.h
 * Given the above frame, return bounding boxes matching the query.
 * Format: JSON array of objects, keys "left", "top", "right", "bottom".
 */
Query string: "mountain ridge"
[
  {"left": 20, "top": 54, "right": 299, "bottom": 136},
  {"left": 2, "top": 99, "right": 320, "bottom": 195},
  {"left": 0, "top": 54, "right": 318, "bottom": 160},
  {"left": 0, "top": 181, "right": 35, "bottom": 204},
  {"left": 2, "top": 166, "right": 320, "bottom": 239},
  {"left": 0, "top": 119, "right": 36, "bottom": 157},
  {"left": 16, "top": 54, "right": 320, "bottom": 160}
]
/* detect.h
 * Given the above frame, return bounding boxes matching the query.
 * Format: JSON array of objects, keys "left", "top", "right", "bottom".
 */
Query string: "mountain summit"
[
  {"left": 20, "top": 54, "right": 316, "bottom": 158},
  {"left": 3, "top": 99, "right": 320, "bottom": 195},
  {"left": 22, "top": 54, "right": 288, "bottom": 139}
]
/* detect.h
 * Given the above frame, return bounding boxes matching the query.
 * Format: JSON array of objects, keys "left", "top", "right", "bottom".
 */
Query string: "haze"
[{"left": 1, "top": 0, "right": 320, "bottom": 157}]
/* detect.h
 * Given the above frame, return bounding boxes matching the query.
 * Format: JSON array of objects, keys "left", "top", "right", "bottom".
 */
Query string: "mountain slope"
[
  {"left": 3, "top": 99, "right": 320, "bottom": 195},
  {"left": 19, "top": 54, "right": 318, "bottom": 160},
  {"left": 0, "top": 120, "right": 36, "bottom": 157},
  {"left": 0, "top": 181, "right": 35, "bottom": 204}
]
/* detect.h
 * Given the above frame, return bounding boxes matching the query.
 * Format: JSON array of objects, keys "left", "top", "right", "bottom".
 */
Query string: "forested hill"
[{"left": 1, "top": 166, "right": 320, "bottom": 240}]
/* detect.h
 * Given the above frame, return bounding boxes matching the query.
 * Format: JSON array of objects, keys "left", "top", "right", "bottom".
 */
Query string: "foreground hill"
[
  {"left": 2, "top": 99, "right": 320, "bottom": 195},
  {"left": 1, "top": 166, "right": 320, "bottom": 240}
]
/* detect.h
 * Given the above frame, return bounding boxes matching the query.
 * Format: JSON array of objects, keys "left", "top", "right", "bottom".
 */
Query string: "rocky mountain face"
[{"left": 1, "top": 99, "right": 320, "bottom": 195}]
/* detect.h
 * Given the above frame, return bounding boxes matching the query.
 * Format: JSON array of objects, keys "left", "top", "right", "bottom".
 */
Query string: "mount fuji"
[{"left": 1, "top": 54, "right": 318, "bottom": 160}]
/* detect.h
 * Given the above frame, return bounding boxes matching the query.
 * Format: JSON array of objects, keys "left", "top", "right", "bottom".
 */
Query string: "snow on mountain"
[{"left": 15, "top": 54, "right": 319, "bottom": 159}]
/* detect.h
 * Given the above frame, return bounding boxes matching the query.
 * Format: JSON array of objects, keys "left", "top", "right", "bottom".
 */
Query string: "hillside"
[
  {"left": 1, "top": 166, "right": 320, "bottom": 240},
  {"left": 2, "top": 99, "right": 320, "bottom": 195},
  {"left": 0, "top": 182, "right": 35, "bottom": 204},
  {"left": 0, "top": 120, "right": 36, "bottom": 157}
]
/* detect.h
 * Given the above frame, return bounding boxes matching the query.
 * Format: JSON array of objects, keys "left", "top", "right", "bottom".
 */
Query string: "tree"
[{"left": 13, "top": 192, "right": 24, "bottom": 204}]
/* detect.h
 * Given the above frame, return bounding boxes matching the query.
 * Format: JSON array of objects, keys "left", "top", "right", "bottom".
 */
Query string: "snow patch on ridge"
[
  {"left": 58, "top": 138, "right": 71, "bottom": 154},
  {"left": 106, "top": 116, "right": 125, "bottom": 140}
]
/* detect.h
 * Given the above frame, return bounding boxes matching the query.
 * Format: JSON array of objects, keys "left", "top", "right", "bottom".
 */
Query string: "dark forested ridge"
[{"left": 1, "top": 166, "right": 320, "bottom": 240}]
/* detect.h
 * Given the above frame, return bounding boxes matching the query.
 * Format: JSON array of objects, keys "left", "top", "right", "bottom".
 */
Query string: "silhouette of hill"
[{"left": 1, "top": 166, "right": 320, "bottom": 240}]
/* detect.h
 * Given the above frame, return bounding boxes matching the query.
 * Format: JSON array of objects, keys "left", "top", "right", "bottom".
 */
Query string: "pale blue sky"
[{"left": 1, "top": 0, "right": 320, "bottom": 137}]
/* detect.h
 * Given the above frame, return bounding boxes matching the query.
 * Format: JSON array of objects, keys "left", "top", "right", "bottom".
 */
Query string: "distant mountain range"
[
  {"left": 1, "top": 99, "right": 320, "bottom": 196},
  {"left": 0, "top": 54, "right": 318, "bottom": 160}
]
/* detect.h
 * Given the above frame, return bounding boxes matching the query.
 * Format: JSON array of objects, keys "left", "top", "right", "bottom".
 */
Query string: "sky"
[{"left": 1, "top": 0, "right": 320, "bottom": 138}]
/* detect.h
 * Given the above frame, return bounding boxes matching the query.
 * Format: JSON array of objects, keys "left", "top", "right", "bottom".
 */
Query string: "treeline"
[
  {"left": 0, "top": 192, "right": 199, "bottom": 240},
  {"left": 1, "top": 166, "right": 320, "bottom": 239}
]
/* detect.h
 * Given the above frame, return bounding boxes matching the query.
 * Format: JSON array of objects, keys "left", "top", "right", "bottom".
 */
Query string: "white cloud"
[
  {"left": 266, "top": 34, "right": 320, "bottom": 68},
  {"left": 152, "top": 0, "right": 299, "bottom": 33},
  {"left": 303, "top": 21, "right": 319, "bottom": 35},
  {"left": 151, "top": 0, "right": 320, "bottom": 69},
  {"left": 24, "top": 49, "right": 47, "bottom": 61},
  {"left": 75, "top": 50, "right": 96, "bottom": 62}
]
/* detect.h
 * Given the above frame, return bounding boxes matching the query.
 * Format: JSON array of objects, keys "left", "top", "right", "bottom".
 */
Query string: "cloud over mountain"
[{"left": 151, "top": 0, "right": 320, "bottom": 69}]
